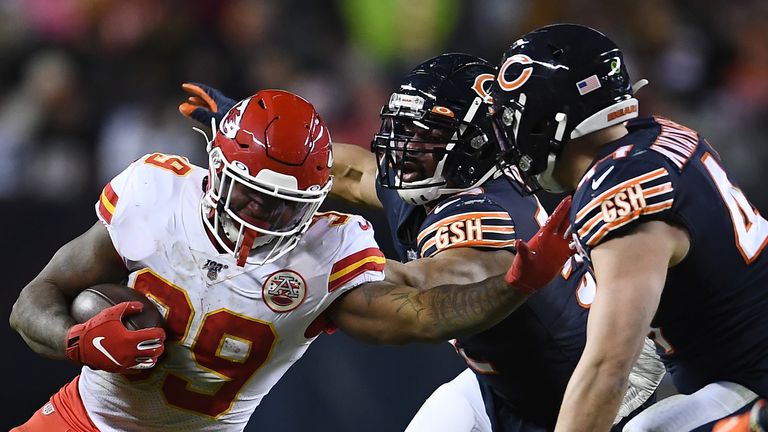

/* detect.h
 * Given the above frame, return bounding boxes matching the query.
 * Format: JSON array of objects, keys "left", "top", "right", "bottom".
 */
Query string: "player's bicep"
[
  {"left": 329, "top": 142, "right": 381, "bottom": 208},
  {"left": 34, "top": 221, "right": 128, "bottom": 299},
  {"left": 586, "top": 221, "right": 687, "bottom": 363}
]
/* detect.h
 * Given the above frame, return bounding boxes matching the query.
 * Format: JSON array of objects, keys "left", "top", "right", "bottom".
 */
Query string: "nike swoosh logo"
[
  {"left": 358, "top": 221, "right": 370, "bottom": 231},
  {"left": 92, "top": 336, "right": 122, "bottom": 366},
  {"left": 591, "top": 166, "right": 615, "bottom": 190},
  {"left": 433, "top": 198, "right": 461, "bottom": 215}
]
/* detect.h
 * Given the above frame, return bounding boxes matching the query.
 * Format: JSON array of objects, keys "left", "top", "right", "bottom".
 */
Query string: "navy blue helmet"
[
  {"left": 373, "top": 53, "right": 500, "bottom": 205},
  {"left": 491, "top": 24, "right": 643, "bottom": 193}
]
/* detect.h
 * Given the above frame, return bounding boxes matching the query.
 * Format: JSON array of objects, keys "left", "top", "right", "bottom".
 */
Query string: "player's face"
[
  {"left": 390, "top": 123, "right": 451, "bottom": 183},
  {"left": 225, "top": 180, "right": 309, "bottom": 233}
]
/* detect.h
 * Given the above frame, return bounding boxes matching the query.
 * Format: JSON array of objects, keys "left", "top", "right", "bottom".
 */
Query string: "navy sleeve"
[{"left": 572, "top": 157, "right": 676, "bottom": 253}]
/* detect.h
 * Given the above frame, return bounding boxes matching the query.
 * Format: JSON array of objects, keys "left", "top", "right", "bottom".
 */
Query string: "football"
[{"left": 70, "top": 283, "right": 164, "bottom": 330}]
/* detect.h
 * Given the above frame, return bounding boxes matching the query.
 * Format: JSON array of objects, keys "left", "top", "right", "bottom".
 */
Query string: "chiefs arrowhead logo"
[
  {"left": 220, "top": 98, "right": 250, "bottom": 139},
  {"left": 262, "top": 269, "right": 307, "bottom": 313}
]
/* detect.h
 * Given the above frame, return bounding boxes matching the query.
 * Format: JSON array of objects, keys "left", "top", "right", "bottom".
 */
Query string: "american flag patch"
[{"left": 576, "top": 75, "right": 602, "bottom": 95}]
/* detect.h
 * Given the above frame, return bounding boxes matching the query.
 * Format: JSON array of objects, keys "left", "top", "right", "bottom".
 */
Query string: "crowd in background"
[{"left": 0, "top": 0, "right": 766, "bottom": 207}]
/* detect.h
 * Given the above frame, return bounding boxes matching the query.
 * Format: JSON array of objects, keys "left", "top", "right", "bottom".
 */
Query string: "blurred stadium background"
[{"left": 2, "top": 0, "right": 766, "bottom": 430}]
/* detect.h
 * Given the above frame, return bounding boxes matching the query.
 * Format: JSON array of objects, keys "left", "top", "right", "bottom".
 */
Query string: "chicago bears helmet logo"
[
  {"left": 472, "top": 73, "right": 495, "bottom": 104},
  {"left": 262, "top": 269, "right": 307, "bottom": 313},
  {"left": 220, "top": 98, "right": 250, "bottom": 139},
  {"left": 497, "top": 54, "right": 534, "bottom": 91}
]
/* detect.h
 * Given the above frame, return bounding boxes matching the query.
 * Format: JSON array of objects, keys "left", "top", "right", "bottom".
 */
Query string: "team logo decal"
[
  {"left": 262, "top": 269, "right": 307, "bottom": 313},
  {"left": 220, "top": 98, "right": 250, "bottom": 139},
  {"left": 497, "top": 54, "right": 534, "bottom": 91},
  {"left": 472, "top": 73, "right": 495, "bottom": 104}
]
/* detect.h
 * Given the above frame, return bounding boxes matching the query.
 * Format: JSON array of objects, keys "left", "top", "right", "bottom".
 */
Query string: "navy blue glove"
[{"left": 179, "top": 82, "right": 237, "bottom": 126}]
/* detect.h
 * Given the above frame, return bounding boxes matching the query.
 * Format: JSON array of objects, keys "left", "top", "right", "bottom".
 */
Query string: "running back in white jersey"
[{"left": 82, "top": 153, "right": 385, "bottom": 431}]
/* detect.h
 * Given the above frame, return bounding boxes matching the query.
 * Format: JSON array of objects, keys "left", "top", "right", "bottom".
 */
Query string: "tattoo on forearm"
[
  {"left": 425, "top": 275, "right": 516, "bottom": 334},
  {"left": 390, "top": 291, "right": 426, "bottom": 318},
  {"left": 362, "top": 283, "right": 427, "bottom": 317}
]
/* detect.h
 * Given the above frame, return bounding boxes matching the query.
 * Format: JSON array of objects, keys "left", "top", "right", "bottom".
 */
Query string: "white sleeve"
[
  {"left": 323, "top": 214, "right": 386, "bottom": 295},
  {"left": 94, "top": 153, "right": 188, "bottom": 262}
]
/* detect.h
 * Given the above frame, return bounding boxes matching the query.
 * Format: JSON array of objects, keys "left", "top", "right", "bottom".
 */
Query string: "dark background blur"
[{"left": 2, "top": 0, "right": 767, "bottom": 430}]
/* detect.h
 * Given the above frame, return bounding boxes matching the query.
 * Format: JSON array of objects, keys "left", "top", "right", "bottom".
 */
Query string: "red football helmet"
[{"left": 201, "top": 90, "right": 333, "bottom": 266}]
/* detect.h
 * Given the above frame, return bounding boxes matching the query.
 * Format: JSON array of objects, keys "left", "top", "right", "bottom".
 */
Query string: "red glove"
[
  {"left": 505, "top": 196, "right": 575, "bottom": 295},
  {"left": 65, "top": 301, "right": 165, "bottom": 373}
]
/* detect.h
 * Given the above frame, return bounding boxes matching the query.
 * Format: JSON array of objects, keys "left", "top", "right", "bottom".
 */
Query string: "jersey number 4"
[
  {"left": 702, "top": 153, "right": 768, "bottom": 264},
  {"left": 133, "top": 269, "right": 277, "bottom": 418}
]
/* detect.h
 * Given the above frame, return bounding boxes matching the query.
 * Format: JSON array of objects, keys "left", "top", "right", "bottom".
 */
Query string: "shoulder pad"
[
  {"left": 573, "top": 157, "right": 676, "bottom": 251},
  {"left": 418, "top": 192, "right": 517, "bottom": 258},
  {"left": 95, "top": 153, "right": 202, "bottom": 261}
]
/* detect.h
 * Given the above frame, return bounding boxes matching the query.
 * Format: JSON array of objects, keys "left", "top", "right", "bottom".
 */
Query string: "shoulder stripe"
[
  {"left": 98, "top": 182, "right": 119, "bottom": 224},
  {"left": 481, "top": 226, "right": 516, "bottom": 234},
  {"left": 644, "top": 182, "right": 673, "bottom": 198},
  {"left": 576, "top": 168, "right": 668, "bottom": 222},
  {"left": 586, "top": 199, "right": 673, "bottom": 246},
  {"left": 417, "top": 212, "right": 511, "bottom": 244},
  {"left": 422, "top": 238, "right": 516, "bottom": 257},
  {"left": 328, "top": 248, "right": 386, "bottom": 293},
  {"left": 650, "top": 117, "right": 699, "bottom": 169},
  {"left": 577, "top": 180, "right": 674, "bottom": 241}
]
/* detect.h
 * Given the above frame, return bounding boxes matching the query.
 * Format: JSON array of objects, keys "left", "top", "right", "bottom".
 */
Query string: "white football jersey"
[{"left": 80, "top": 153, "right": 386, "bottom": 431}]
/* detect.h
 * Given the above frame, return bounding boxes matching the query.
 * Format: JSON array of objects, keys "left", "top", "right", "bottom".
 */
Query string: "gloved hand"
[
  {"left": 179, "top": 82, "right": 237, "bottom": 126},
  {"left": 65, "top": 301, "right": 165, "bottom": 373},
  {"left": 505, "top": 196, "right": 575, "bottom": 295}
]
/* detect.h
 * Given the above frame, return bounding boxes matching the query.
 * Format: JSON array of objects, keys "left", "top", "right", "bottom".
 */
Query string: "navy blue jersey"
[
  {"left": 378, "top": 175, "right": 593, "bottom": 429},
  {"left": 572, "top": 116, "right": 768, "bottom": 396}
]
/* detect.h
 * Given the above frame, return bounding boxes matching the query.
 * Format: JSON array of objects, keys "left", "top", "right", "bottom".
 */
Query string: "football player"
[
  {"left": 178, "top": 54, "right": 664, "bottom": 431},
  {"left": 9, "top": 89, "right": 573, "bottom": 431},
  {"left": 491, "top": 23, "right": 768, "bottom": 431},
  {"left": 360, "top": 53, "right": 663, "bottom": 432}
]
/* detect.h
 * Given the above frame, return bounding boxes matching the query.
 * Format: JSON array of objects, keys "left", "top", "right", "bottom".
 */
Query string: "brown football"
[{"left": 70, "top": 283, "right": 164, "bottom": 330}]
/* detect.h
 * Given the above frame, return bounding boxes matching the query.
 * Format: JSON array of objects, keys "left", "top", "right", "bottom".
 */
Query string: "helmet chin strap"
[
  {"left": 533, "top": 112, "right": 568, "bottom": 193},
  {"left": 222, "top": 214, "right": 274, "bottom": 267},
  {"left": 236, "top": 230, "right": 256, "bottom": 267},
  {"left": 535, "top": 153, "right": 567, "bottom": 193}
]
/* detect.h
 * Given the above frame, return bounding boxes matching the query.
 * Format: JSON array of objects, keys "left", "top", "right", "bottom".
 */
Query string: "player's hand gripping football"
[
  {"left": 178, "top": 82, "right": 237, "bottom": 126},
  {"left": 65, "top": 301, "right": 165, "bottom": 373},
  {"left": 505, "top": 196, "right": 575, "bottom": 295}
]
